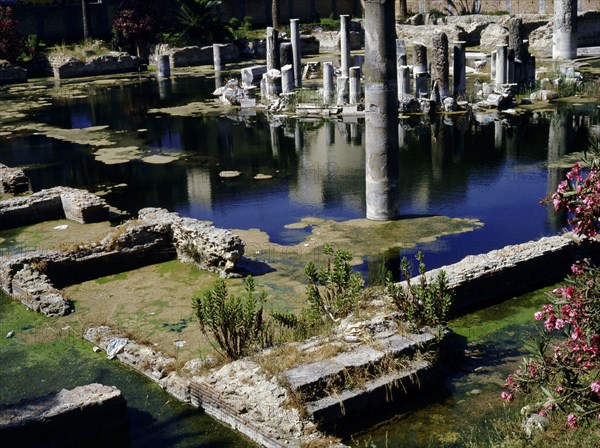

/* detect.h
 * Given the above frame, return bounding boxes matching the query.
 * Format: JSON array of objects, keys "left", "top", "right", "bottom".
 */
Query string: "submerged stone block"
[{"left": 0, "top": 383, "right": 128, "bottom": 446}]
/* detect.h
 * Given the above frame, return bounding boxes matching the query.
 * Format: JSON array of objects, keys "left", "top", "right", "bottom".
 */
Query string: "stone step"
[
  {"left": 305, "top": 359, "right": 432, "bottom": 428},
  {"left": 284, "top": 331, "right": 438, "bottom": 401}
]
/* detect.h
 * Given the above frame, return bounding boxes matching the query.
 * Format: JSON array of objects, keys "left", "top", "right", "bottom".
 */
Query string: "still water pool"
[{"left": 0, "top": 73, "right": 597, "bottom": 269}]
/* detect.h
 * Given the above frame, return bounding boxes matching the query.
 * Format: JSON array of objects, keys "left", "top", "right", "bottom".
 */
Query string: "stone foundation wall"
[
  {"left": 0, "top": 187, "right": 109, "bottom": 230},
  {"left": 403, "top": 0, "right": 597, "bottom": 15},
  {"left": 50, "top": 53, "right": 140, "bottom": 80},
  {"left": 422, "top": 233, "right": 600, "bottom": 313},
  {"left": 0, "top": 208, "right": 244, "bottom": 316},
  {"left": 0, "top": 383, "right": 128, "bottom": 447}
]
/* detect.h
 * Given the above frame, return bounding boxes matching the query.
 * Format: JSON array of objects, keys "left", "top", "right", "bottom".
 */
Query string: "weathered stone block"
[
  {"left": 50, "top": 52, "right": 140, "bottom": 79},
  {"left": 0, "top": 60, "right": 26, "bottom": 85},
  {"left": 0, "top": 164, "right": 29, "bottom": 193},
  {"left": 241, "top": 65, "right": 268, "bottom": 87}
]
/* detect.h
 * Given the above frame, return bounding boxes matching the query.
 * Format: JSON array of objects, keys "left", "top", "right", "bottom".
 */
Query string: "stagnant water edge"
[{"left": 0, "top": 281, "right": 558, "bottom": 447}]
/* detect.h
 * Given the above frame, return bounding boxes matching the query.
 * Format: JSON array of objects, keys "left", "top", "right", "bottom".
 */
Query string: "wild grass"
[{"left": 48, "top": 39, "right": 112, "bottom": 61}]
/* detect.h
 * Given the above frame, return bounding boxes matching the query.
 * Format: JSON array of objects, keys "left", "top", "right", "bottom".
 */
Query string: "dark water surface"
[
  {"left": 0, "top": 293, "right": 254, "bottom": 447},
  {"left": 1, "top": 74, "right": 598, "bottom": 269}
]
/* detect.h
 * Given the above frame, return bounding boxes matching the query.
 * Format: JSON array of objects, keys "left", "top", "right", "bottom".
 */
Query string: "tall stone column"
[
  {"left": 340, "top": 14, "right": 351, "bottom": 78},
  {"left": 290, "top": 19, "right": 302, "bottom": 87},
  {"left": 266, "top": 27, "right": 281, "bottom": 71},
  {"left": 452, "top": 41, "right": 466, "bottom": 97},
  {"left": 398, "top": 65, "right": 410, "bottom": 97},
  {"left": 496, "top": 44, "right": 508, "bottom": 84},
  {"left": 396, "top": 39, "right": 407, "bottom": 66},
  {"left": 507, "top": 48, "right": 515, "bottom": 84},
  {"left": 281, "top": 64, "right": 294, "bottom": 93},
  {"left": 412, "top": 42, "right": 427, "bottom": 75},
  {"left": 213, "top": 44, "right": 223, "bottom": 71},
  {"left": 337, "top": 76, "right": 349, "bottom": 104},
  {"left": 349, "top": 66, "right": 361, "bottom": 104},
  {"left": 431, "top": 30, "right": 450, "bottom": 101},
  {"left": 364, "top": 0, "right": 399, "bottom": 221},
  {"left": 553, "top": 0, "right": 578, "bottom": 60},
  {"left": 323, "top": 61, "right": 335, "bottom": 103},
  {"left": 280, "top": 42, "right": 293, "bottom": 67},
  {"left": 157, "top": 55, "right": 170, "bottom": 79},
  {"left": 414, "top": 72, "right": 428, "bottom": 98},
  {"left": 507, "top": 17, "right": 525, "bottom": 63}
]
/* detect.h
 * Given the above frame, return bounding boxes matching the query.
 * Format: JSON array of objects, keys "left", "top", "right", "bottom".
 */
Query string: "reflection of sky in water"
[{"left": 0, "top": 76, "right": 597, "bottom": 272}]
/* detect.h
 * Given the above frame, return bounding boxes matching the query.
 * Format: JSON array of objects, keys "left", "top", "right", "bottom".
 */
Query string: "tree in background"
[
  {"left": 399, "top": 0, "right": 407, "bottom": 17},
  {"left": 81, "top": 0, "right": 90, "bottom": 40},
  {"left": 176, "top": 0, "right": 229, "bottom": 44},
  {"left": 272, "top": 0, "right": 279, "bottom": 29},
  {"left": 0, "top": 6, "right": 22, "bottom": 64},
  {"left": 112, "top": 0, "right": 171, "bottom": 57}
]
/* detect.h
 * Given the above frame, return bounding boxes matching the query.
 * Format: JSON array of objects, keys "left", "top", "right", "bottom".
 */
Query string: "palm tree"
[
  {"left": 272, "top": 0, "right": 280, "bottom": 29},
  {"left": 81, "top": 0, "right": 90, "bottom": 40}
]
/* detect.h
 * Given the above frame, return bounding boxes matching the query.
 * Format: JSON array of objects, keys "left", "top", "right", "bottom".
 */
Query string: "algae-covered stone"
[
  {"left": 142, "top": 155, "right": 178, "bottom": 164},
  {"left": 94, "top": 146, "right": 141, "bottom": 164}
]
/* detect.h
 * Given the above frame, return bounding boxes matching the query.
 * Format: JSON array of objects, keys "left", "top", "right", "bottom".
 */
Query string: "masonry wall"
[{"left": 403, "top": 0, "right": 598, "bottom": 15}]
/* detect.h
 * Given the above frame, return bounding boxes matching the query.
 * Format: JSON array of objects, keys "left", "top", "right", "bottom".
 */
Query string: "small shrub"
[
  {"left": 193, "top": 276, "right": 266, "bottom": 360},
  {"left": 387, "top": 251, "right": 453, "bottom": 329},
  {"left": 445, "top": 0, "right": 481, "bottom": 15},
  {"left": 305, "top": 244, "right": 364, "bottom": 323},
  {"left": 270, "top": 244, "right": 364, "bottom": 339}
]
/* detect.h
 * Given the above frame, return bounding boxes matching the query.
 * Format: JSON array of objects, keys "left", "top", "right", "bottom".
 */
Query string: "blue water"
[{"left": 2, "top": 74, "right": 595, "bottom": 274}]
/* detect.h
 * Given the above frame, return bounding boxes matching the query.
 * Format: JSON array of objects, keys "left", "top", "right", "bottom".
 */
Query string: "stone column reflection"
[
  {"left": 547, "top": 111, "right": 570, "bottom": 228},
  {"left": 364, "top": 0, "right": 399, "bottom": 221}
]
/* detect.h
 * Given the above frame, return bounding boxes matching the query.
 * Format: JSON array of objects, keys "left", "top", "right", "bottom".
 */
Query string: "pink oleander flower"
[
  {"left": 571, "top": 263, "right": 584, "bottom": 275},
  {"left": 591, "top": 381, "right": 600, "bottom": 393},
  {"left": 500, "top": 391, "right": 513, "bottom": 402},
  {"left": 555, "top": 385, "right": 564, "bottom": 394},
  {"left": 555, "top": 318, "right": 566, "bottom": 330},
  {"left": 534, "top": 311, "right": 543, "bottom": 321},
  {"left": 545, "top": 316, "right": 556, "bottom": 332},
  {"left": 567, "top": 413, "right": 578, "bottom": 428}
]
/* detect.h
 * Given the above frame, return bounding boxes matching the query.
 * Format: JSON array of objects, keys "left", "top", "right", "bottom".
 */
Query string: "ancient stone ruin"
[
  {"left": 0, "top": 186, "right": 109, "bottom": 230},
  {"left": 50, "top": 52, "right": 141, "bottom": 80},
  {"left": 0, "top": 208, "right": 244, "bottom": 316},
  {"left": 0, "top": 164, "right": 29, "bottom": 194}
]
